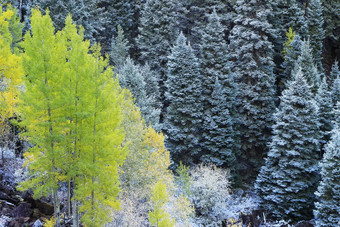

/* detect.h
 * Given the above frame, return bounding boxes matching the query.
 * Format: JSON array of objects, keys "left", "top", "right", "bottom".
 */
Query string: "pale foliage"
[{"left": 190, "top": 164, "right": 231, "bottom": 226}]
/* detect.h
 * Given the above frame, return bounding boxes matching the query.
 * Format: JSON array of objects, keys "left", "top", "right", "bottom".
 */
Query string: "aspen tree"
[{"left": 18, "top": 8, "right": 67, "bottom": 226}]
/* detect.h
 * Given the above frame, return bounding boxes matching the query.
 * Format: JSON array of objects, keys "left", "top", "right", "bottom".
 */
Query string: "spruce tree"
[
  {"left": 256, "top": 69, "right": 320, "bottom": 222},
  {"left": 32, "top": 0, "right": 105, "bottom": 43},
  {"left": 119, "top": 57, "right": 146, "bottom": 111},
  {"left": 329, "top": 60, "right": 340, "bottom": 86},
  {"left": 331, "top": 62, "right": 340, "bottom": 106},
  {"left": 306, "top": 0, "right": 325, "bottom": 71},
  {"left": 110, "top": 25, "right": 130, "bottom": 73},
  {"left": 137, "top": 0, "right": 179, "bottom": 74},
  {"left": 184, "top": 0, "right": 229, "bottom": 52},
  {"left": 294, "top": 40, "right": 321, "bottom": 93},
  {"left": 269, "top": 0, "right": 308, "bottom": 74},
  {"left": 200, "top": 78, "right": 236, "bottom": 178},
  {"left": 270, "top": 0, "right": 308, "bottom": 45},
  {"left": 280, "top": 33, "right": 302, "bottom": 93},
  {"left": 314, "top": 126, "right": 340, "bottom": 227},
  {"left": 163, "top": 32, "right": 202, "bottom": 166},
  {"left": 316, "top": 77, "right": 333, "bottom": 154},
  {"left": 199, "top": 10, "right": 237, "bottom": 171},
  {"left": 228, "top": 0, "right": 276, "bottom": 173},
  {"left": 332, "top": 76, "right": 340, "bottom": 105},
  {"left": 140, "top": 63, "right": 162, "bottom": 131},
  {"left": 101, "top": 0, "right": 138, "bottom": 53},
  {"left": 136, "top": 0, "right": 180, "bottom": 110},
  {"left": 321, "top": 0, "right": 340, "bottom": 41},
  {"left": 119, "top": 58, "right": 161, "bottom": 130}
]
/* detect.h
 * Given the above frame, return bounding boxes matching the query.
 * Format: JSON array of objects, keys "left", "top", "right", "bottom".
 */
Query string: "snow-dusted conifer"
[
  {"left": 256, "top": 69, "right": 320, "bottom": 221},
  {"left": 280, "top": 33, "right": 302, "bottom": 93},
  {"left": 200, "top": 10, "right": 237, "bottom": 168},
  {"left": 32, "top": 0, "right": 105, "bottom": 43},
  {"left": 322, "top": 0, "right": 340, "bottom": 41},
  {"left": 228, "top": 0, "right": 276, "bottom": 172},
  {"left": 110, "top": 25, "right": 130, "bottom": 73},
  {"left": 163, "top": 32, "right": 202, "bottom": 166},
  {"left": 102, "top": 0, "right": 138, "bottom": 51},
  {"left": 329, "top": 61, "right": 340, "bottom": 86},
  {"left": 314, "top": 126, "right": 340, "bottom": 227},
  {"left": 140, "top": 64, "right": 162, "bottom": 131},
  {"left": 269, "top": 0, "right": 308, "bottom": 73},
  {"left": 331, "top": 64, "right": 340, "bottom": 105},
  {"left": 306, "top": 0, "right": 325, "bottom": 71},
  {"left": 119, "top": 57, "right": 146, "bottom": 108},
  {"left": 294, "top": 40, "right": 321, "bottom": 93},
  {"left": 200, "top": 78, "right": 237, "bottom": 179},
  {"left": 137, "top": 0, "right": 179, "bottom": 75},
  {"left": 316, "top": 77, "right": 334, "bottom": 153}
]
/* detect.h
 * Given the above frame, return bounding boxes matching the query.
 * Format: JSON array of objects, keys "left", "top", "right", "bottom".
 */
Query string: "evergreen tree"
[
  {"left": 119, "top": 58, "right": 160, "bottom": 130},
  {"left": 140, "top": 64, "right": 162, "bottom": 131},
  {"left": 294, "top": 39, "right": 321, "bottom": 93},
  {"left": 119, "top": 57, "right": 146, "bottom": 111},
  {"left": 331, "top": 62, "right": 340, "bottom": 106},
  {"left": 306, "top": 0, "right": 325, "bottom": 71},
  {"left": 334, "top": 102, "right": 340, "bottom": 125},
  {"left": 136, "top": 0, "right": 180, "bottom": 111},
  {"left": 314, "top": 127, "right": 340, "bottom": 227},
  {"left": 270, "top": 0, "right": 308, "bottom": 44},
  {"left": 316, "top": 77, "right": 333, "bottom": 154},
  {"left": 199, "top": 10, "right": 237, "bottom": 173},
  {"left": 110, "top": 24, "right": 130, "bottom": 73},
  {"left": 32, "top": 0, "right": 105, "bottom": 43},
  {"left": 332, "top": 75, "right": 340, "bottom": 105},
  {"left": 228, "top": 0, "right": 276, "bottom": 174},
  {"left": 256, "top": 69, "right": 320, "bottom": 222},
  {"left": 101, "top": 0, "right": 139, "bottom": 54},
  {"left": 280, "top": 33, "right": 302, "bottom": 93},
  {"left": 163, "top": 32, "right": 202, "bottom": 166},
  {"left": 321, "top": 0, "right": 340, "bottom": 41},
  {"left": 329, "top": 60, "right": 340, "bottom": 86},
  {"left": 200, "top": 78, "right": 236, "bottom": 178},
  {"left": 269, "top": 0, "right": 308, "bottom": 74},
  {"left": 184, "top": 0, "right": 229, "bottom": 52}
]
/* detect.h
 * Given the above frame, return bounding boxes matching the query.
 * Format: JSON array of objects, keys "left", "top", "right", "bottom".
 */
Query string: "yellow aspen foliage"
[
  {"left": 74, "top": 44, "right": 127, "bottom": 227},
  {"left": 18, "top": 8, "right": 68, "bottom": 226},
  {"left": 144, "top": 126, "right": 173, "bottom": 187},
  {"left": 281, "top": 27, "right": 296, "bottom": 59},
  {"left": 118, "top": 89, "right": 149, "bottom": 188},
  {"left": 0, "top": 7, "right": 23, "bottom": 124},
  {"left": 116, "top": 93, "right": 193, "bottom": 226},
  {"left": 149, "top": 181, "right": 175, "bottom": 227},
  {"left": 43, "top": 217, "right": 56, "bottom": 227}
]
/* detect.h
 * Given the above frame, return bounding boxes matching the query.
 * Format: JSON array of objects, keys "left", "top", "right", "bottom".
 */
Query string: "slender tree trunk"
[
  {"left": 53, "top": 188, "right": 60, "bottom": 227},
  {"left": 91, "top": 99, "right": 97, "bottom": 212},
  {"left": 67, "top": 179, "right": 71, "bottom": 217},
  {"left": 72, "top": 194, "right": 79, "bottom": 227},
  {"left": 45, "top": 71, "right": 60, "bottom": 227},
  {"left": 72, "top": 77, "right": 79, "bottom": 226},
  {"left": 1, "top": 147, "right": 4, "bottom": 168}
]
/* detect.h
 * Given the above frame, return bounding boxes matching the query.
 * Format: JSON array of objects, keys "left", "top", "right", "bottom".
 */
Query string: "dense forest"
[{"left": 0, "top": 0, "right": 340, "bottom": 226}]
